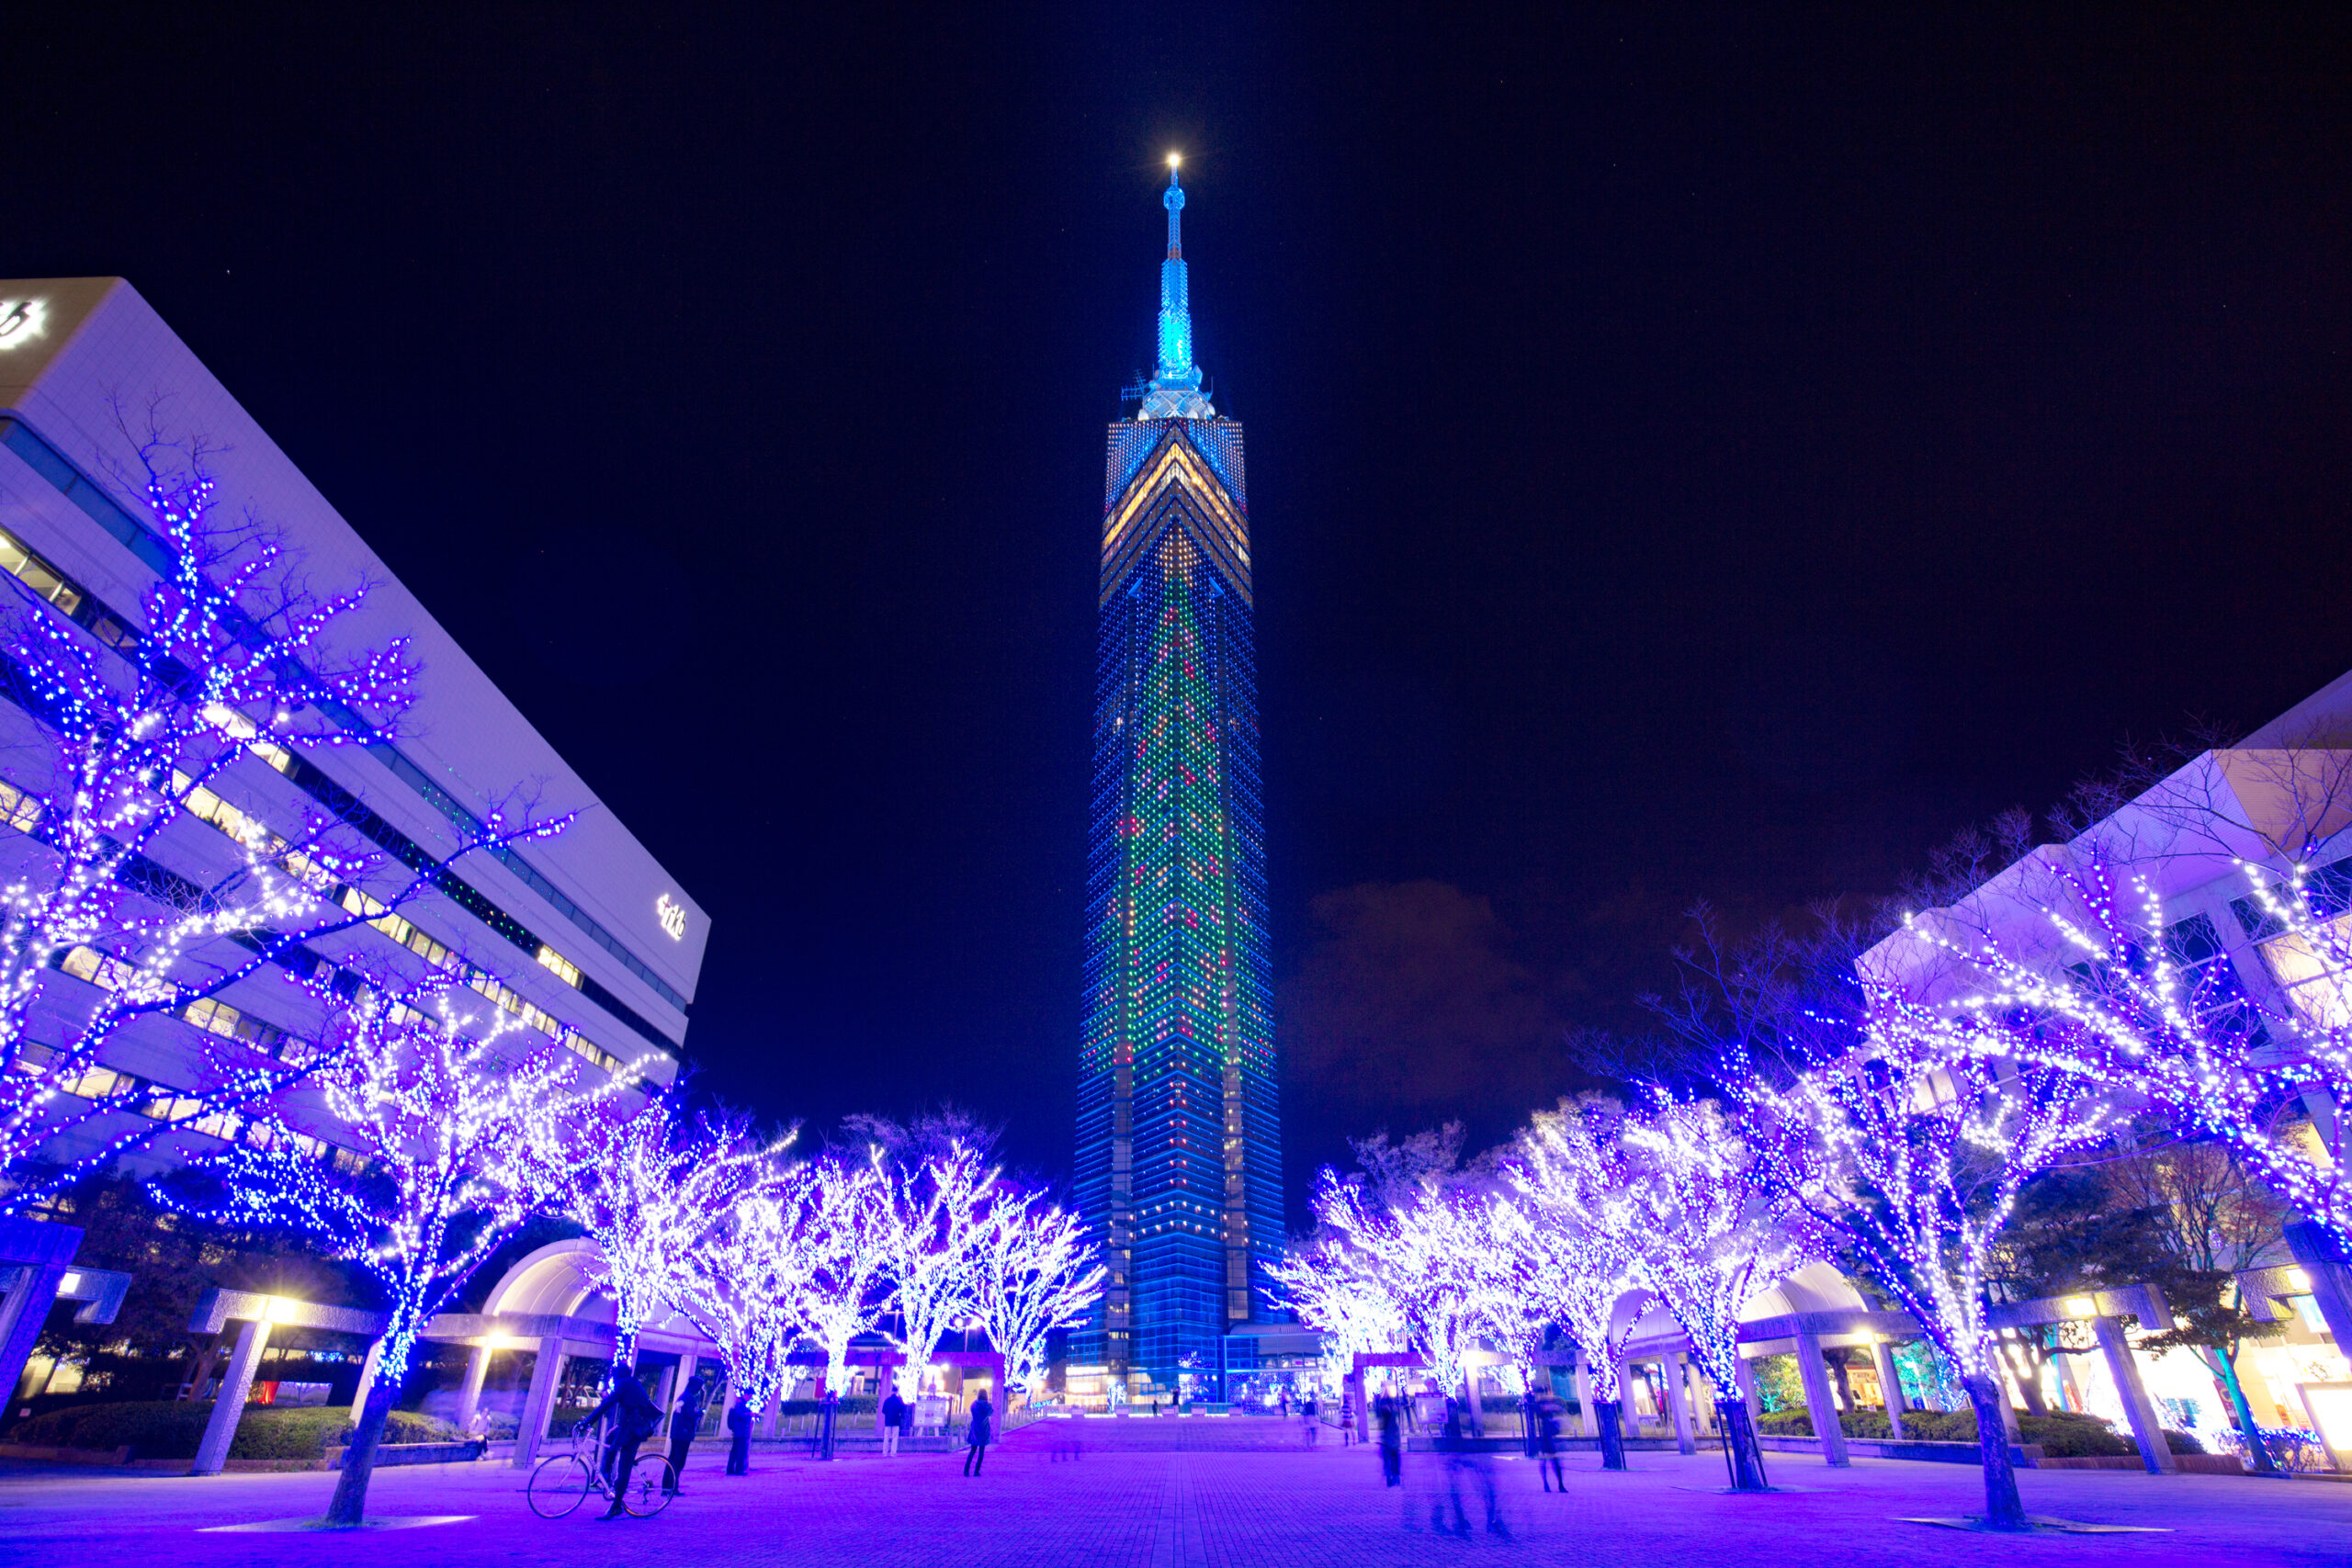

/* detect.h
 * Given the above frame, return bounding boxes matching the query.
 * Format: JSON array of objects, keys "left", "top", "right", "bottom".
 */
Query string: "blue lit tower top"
[{"left": 1141, "top": 157, "right": 1216, "bottom": 421}]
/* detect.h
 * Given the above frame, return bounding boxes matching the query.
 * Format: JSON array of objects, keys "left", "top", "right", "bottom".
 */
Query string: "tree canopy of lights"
[
  {"left": 857, "top": 1120, "right": 1003, "bottom": 1401},
  {"left": 1928, "top": 847, "right": 2352, "bottom": 1271},
  {"left": 795, "top": 1150, "right": 898, "bottom": 1393},
  {"left": 677, "top": 1162, "right": 821, "bottom": 1414},
  {"left": 972, "top": 1185, "right": 1104, "bottom": 1395},
  {"left": 1289, "top": 1129, "right": 1498, "bottom": 1407},
  {"left": 541, "top": 1096, "right": 795, "bottom": 1387},
  {"left": 161, "top": 976, "right": 620, "bottom": 1526},
  {"left": 1733, "top": 984, "right": 2114, "bottom": 1529},
  {"left": 0, "top": 426, "right": 569, "bottom": 1213},
  {"left": 1616, "top": 1093, "right": 1808, "bottom": 1492},
  {"left": 1502, "top": 1094, "right": 1659, "bottom": 1461}
]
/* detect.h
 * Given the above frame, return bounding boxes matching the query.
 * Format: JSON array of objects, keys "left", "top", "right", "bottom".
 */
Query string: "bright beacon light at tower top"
[{"left": 1168, "top": 152, "right": 1181, "bottom": 168}]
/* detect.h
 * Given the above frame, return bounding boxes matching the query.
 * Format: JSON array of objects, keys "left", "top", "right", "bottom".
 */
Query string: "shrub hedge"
[
  {"left": 1751, "top": 1404, "right": 2153, "bottom": 1457},
  {"left": 3, "top": 1402, "right": 457, "bottom": 1461}
]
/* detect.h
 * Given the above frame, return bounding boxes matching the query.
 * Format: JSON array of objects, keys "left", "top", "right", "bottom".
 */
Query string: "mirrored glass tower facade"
[{"left": 1075, "top": 165, "right": 1280, "bottom": 1386}]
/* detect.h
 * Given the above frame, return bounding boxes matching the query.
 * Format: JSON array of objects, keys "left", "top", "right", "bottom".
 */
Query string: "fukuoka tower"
[{"left": 1075, "top": 160, "right": 1280, "bottom": 1387}]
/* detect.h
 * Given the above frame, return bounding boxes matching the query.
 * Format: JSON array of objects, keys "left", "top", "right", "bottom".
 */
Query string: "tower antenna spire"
[{"left": 1140, "top": 153, "right": 1213, "bottom": 419}]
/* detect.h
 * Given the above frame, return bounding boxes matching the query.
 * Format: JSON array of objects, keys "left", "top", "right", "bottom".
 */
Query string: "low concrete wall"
[
  {"left": 325, "top": 1439, "right": 489, "bottom": 1470},
  {"left": 1757, "top": 1434, "right": 2045, "bottom": 1468},
  {"left": 2038, "top": 1452, "right": 2246, "bottom": 1474}
]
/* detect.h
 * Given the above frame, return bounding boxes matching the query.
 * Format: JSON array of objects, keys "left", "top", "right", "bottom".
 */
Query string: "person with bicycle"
[{"left": 579, "top": 1371, "right": 662, "bottom": 1520}]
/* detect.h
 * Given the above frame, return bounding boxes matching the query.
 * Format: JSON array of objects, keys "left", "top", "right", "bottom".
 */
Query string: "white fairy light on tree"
[
  {"left": 971, "top": 1185, "right": 1104, "bottom": 1398},
  {"left": 544, "top": 1097, "right": 795, "bottom": 1388},
  {"left": 1616, "top": 1094, "right": 1808, "bottom": 1492},
  {"left": 869, "top": 1135, "right": 1001, "bottom": 1400},
  {"left": 796, "top": 1150, "right": 897, "bottom": 1396},
  {"left": 1736, "top": 988, "right": 2114, "bottom": 1530},
  {"left": 1505, "top": 1095, "right": 1659, "bottom": 1470},
  {"left": 678, "top": 1165, "right": 820, "bottom": 1416}
]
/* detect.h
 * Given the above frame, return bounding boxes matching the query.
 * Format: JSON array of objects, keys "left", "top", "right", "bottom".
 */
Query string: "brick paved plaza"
[{"left": 3, "top": 1417, "right": 2347, "bottom": 1568}]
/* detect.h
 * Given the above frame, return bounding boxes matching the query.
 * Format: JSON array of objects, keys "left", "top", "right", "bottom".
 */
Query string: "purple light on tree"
[
  {"left": 0, "top": 429, "right": 565, "bottom": 1213},
  {"left": 542, "top": 1096, "right": 794, "bottom": 1389},
  {"left": 164, "top": 976, "right": 622, "bottom": 1527},
  {"left": 1737, "top": 988, "right": 2114, "bottom": 1529}
]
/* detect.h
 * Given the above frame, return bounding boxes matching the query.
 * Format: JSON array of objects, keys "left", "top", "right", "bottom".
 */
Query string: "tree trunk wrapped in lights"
[{"left": 1614, "top": 1097, "right": 1807, "bottom": 1493}]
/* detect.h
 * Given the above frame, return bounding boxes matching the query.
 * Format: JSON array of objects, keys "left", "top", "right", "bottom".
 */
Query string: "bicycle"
[{"left": 527, "top": 1423, "right": 678, "bottom": 1519}]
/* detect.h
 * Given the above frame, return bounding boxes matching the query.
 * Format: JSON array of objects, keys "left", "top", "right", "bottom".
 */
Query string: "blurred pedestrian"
[
  {"left": 882, "top": 1388, "right": 909, "bottom": 1458},
  {"left": 1534, "top": 1395, "right": 1566, "bottom": 1493},
  {"left": 1302, "top": 1392, "right": 1319, "bottom": 1445},
  {"left": 1436, "top": 1397, "right": 1506, "bottom": 1539},
  {"left": 1375, "top": 1393, "right": 1403, "bottom": 1487}
]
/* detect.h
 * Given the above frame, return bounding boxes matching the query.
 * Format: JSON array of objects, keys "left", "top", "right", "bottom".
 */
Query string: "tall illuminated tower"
[{"left": 1075, "top": 160, "right": 1279, "bottom": 1389}]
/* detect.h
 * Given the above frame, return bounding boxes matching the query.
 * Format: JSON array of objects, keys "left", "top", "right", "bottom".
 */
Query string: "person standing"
[
  {"left": 1374, "top": 1393, "right": 1403, "bottom": 1487},
  {"left": 726, "top": 1394, "right": 753, "bottom": 1475},
  {"left": 963, "top": 1391, "right": 995, "bottom": 1477},
  {"left": 1534, "top": 1394, "right": 1566, "bottom": 1494},
  {"left": 1302, "top": 1392, "right": 1319, "bottom": 1445},
  {"left": 580, "top": 1372, "right": 661, "bottom": 1520},
  {"left": 665, "top": 1383, "right": 706, "bottom": 1495},
  {"left": 881, "top": 1388, "right": 909, "bottom": 1458}
]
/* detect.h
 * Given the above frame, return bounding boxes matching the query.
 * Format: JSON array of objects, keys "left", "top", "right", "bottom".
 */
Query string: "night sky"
[{"left": 8, "top": 8, "right": 2351, "bottom": 1224}]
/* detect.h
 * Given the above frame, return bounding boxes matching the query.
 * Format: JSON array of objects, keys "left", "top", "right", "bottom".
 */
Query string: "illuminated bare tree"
[
  {"left": 972, "top": 1186, "right": 1103, "bottom": 1398},
  {"left": 165, "top": 977, "right": 622, "bottom": 1526},
  {"left": 0, "top": 424, "right": 568, "bottom": 1212}
]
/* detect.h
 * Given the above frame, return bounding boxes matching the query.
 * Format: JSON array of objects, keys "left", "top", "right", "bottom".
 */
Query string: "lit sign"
[
  {"left": 0, "top": 298, "right": 47, "bottom": 352},
  {"left": 655, "top": 893, "right": 687, "bottom": 941}
]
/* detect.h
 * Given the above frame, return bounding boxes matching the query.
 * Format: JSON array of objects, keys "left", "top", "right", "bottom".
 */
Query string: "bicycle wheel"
[
  {"left": 624, "top": 1455, "right": 678, "bottom": 1517},
  {"left": 527, "top": 1454, "right": 594, "bottom": 1518}
]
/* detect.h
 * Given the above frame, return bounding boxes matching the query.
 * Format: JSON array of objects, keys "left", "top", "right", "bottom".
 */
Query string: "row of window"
[
  {"left": 127, "top": 748, "right": 634, "bottom": 1076},
  {"left": 6, "top": 1037, "right": 367, "bottom": 1174}
]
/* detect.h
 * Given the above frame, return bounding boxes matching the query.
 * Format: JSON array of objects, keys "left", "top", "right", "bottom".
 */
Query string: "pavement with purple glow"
[{"left": 3, "top": 1416, "right": 2346, "bottom": 1568}]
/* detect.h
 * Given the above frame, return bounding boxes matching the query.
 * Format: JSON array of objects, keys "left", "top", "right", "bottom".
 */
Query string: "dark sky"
[{"left": 9, "top": 7, "right": 2352, "bottom": 1224}]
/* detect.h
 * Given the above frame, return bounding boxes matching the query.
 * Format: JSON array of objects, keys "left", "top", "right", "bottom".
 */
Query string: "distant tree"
[
  {"left": 2102, "top": 1136, "right": 2290, "bottom": 1471},
  {"left": 1981, "top": 1166, "right": 2171, "bottom": 1417},
  {"left": 29, "top": 1172, "right": 354, "bottom": 1397}
]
